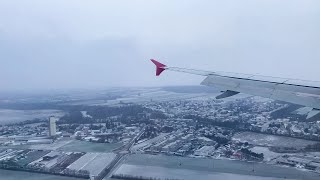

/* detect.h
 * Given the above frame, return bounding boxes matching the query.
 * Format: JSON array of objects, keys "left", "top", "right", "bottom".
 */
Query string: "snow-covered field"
[
  {"left": 114, "top": 164, "right": 291, "bottom": 180},
  {"left": 29, "top": 139, "right": 74, "bottom": 150},
  {"left": 250, "top": 147, "right": 282, "bottom": 161},
  {"left": 233, "top": 132, "right": 318, "bottom": 148},
  {"left": 100, "top": 91, "right": 212, "bottom": 106},
  {"left": 72, "top": 89, "right": 221, "bottom": 106},
  {"left": 119, "top": 154, "right": 320, "bottom": 179},
  {"left": 60, "top": 87, "right": 246, "bottom": 106},
  {"left": 0, "top": 109, "right": 65, "bottom": 125}
]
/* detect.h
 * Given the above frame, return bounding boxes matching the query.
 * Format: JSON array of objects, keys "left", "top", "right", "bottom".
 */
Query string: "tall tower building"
[{"left": 49, "top": 116, "right": 57, "bottom": 137}]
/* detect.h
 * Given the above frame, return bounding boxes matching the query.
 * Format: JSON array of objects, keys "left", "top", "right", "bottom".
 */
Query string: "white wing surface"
[{"left": 151, "top": 59, "right": 320, "bottom": 118}]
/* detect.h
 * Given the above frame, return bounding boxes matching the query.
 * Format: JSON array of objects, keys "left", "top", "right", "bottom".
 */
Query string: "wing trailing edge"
[{"left": 150, "top": 59, "right": 320, "bottom": 112}]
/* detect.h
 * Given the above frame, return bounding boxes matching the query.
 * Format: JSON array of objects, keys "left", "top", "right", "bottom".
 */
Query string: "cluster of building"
[
  {"left": 0, "top": 117, "right": 59, "bottom": 146},
  {"left": 144, "top": 97, "right": 320, "bottom": 141},
  {"left": 1, "top": 94, "right": 320, "bottom": 177},
  {"left": 277, "top": 155, "right": 320, "bottom": 173},
  {"left": 0, "top": 148, "right": 117, "bottom": 180},
  {"left": 0, "top": 116, "right": 60, "bottom": 138},
  {"left": 131, "top": 123, "right": 253, "bottom": 160}
]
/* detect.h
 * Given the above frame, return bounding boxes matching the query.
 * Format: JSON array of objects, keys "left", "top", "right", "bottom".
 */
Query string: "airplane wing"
[{"left": 150, "top": 59, "right": 320, "bottom": 119}]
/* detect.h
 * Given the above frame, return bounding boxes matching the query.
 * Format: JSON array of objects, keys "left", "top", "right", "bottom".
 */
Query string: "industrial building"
[{"left": 66, "top": 152, "right": 117, "bottom": 179}]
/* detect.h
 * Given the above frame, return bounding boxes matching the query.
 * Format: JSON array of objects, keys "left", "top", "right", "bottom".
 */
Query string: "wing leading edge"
[{"left": 150, "top": 59, "right": 320, "bottom": 118}]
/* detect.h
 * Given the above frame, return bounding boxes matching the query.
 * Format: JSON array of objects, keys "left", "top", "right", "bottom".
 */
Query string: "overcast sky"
[{"left": 0, "top": 0, "right": 319, "bottom": 92}]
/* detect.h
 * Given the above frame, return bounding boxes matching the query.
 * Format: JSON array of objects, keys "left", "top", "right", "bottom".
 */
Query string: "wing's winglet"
[{"left": 150, "top": 59, "right": 166, "bottom": 76}]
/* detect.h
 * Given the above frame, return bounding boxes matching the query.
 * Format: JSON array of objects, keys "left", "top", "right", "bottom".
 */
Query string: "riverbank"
[{"left": 0, "top": 169, "right": 83, "bottom": 180}]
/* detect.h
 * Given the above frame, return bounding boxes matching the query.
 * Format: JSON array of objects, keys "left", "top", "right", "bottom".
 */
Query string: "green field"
[{"left": 58, "top": 140, "right": 122, "bottom": 153}]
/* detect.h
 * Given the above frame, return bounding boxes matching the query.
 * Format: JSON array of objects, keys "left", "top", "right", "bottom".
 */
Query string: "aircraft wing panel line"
[
  {"left": 150, "top": 59, "right": 320, "bottom": 112},
  {"left": 165, "top": 66, "right": 320, "bottom": 95}
]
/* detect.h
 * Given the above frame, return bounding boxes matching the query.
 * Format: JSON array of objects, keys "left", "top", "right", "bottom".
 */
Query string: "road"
[{"left": 103, "top": 127, "right": 145, "bottom": 179}]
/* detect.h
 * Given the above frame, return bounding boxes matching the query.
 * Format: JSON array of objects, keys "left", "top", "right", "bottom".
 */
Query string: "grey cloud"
[{"left": 0, "top": 0, "right": 319, "bottom": 92}]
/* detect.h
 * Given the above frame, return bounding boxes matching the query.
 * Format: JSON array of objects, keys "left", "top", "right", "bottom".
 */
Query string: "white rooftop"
[{"left": 67, "top": 152, "right": 116, "bottom": 176}]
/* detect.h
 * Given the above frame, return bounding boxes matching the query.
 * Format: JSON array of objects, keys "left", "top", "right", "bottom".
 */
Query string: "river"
[{"left": 113, "top": 154, "right": 320, "bottom": 180}]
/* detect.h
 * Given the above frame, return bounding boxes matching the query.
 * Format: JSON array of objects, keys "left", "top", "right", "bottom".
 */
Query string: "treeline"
[
  {"left": 59, "top": 111, "right": 91, "bottom": 124},
  {"left": 240, "top": 148, "right": 264, "bottom": 160},
  {"left": 86, "top": 105, "right": 150, "bottom": 119},
  {"left": 0, "top": 94, "right": 119, "bottom": 110},
  {"left": 9, "top": 118, "right": 44, "bottom": 126},
  {"left": 140, "top": 125, "right": 159, "bottom": 140},
  {"left": 59, "top": 105, "right": 167, "bottom": 124},
  {"left": 0, "top": 102, "right": 60, "bottom": 110},
  {"left": 204, "top": 134, "right": 229, "bottom": 145}
]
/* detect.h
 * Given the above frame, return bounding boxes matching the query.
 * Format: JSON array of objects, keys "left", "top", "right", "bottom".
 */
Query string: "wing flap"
[
  {"left": 307, "top": 109, "right": 320, "bottom": 119},
  {"left": 201, "top": 75, "right": 320, "bottom": 109},
  {"left": 216, "top": 90, "right": 240, "bottom": 99}
]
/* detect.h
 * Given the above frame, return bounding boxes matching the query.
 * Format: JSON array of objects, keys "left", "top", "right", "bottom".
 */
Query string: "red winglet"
[{"left": 150, "top": 59, "right": 166, "bottom": 76}]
